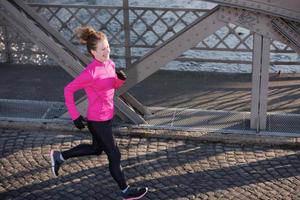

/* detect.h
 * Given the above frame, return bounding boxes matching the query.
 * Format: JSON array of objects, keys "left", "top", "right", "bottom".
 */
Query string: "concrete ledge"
[
  {"left": 118, "top": 126, "right": 300, "bottom": 146},
  {"left": 0, "top": 119, "right": 300, "bottom": 147}
]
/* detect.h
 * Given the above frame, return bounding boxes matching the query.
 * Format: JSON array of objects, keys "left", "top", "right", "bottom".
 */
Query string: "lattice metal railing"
[
  {"left": 33, "top": 5, "right": 125, "bottom": 46},
  {"left": 0, "top": 3, "right": 299, "bottom": 69},
  {"left": 128, "top": 7, "right": 206, "bottom": 63},
  {"left": 129, "top": 8, "right": 205, "bottom": 47}
]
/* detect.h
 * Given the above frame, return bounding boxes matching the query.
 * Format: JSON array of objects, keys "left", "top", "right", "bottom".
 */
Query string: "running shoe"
[
  {"left": 50, "top": 150, "right": 64, "bottom": 177},
  {"left": 121, "top": 186, "right": 148, "bottom": 200}
]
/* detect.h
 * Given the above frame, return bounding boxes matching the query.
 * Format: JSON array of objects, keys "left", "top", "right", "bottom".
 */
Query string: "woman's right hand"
[{"left": 73, "top": 115, "right": 86, "bottom": 130}]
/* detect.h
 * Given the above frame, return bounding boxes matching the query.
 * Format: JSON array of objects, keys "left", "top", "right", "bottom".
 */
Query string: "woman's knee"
[
  {"left": 107, "top": 149, "right": 121, "bottom": 162},
  {"left": 92, "top": 146, "right": 102, "bottom": 156},
  {"left": 95, "top": 149, "right": 102, "bottom": 156}
]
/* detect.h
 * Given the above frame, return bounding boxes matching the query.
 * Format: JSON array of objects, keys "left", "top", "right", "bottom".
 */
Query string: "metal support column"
[
  {"left": 250, "top": 34, "right": 261, "bottom": 130},
  {"left": 259, "top": 36, "right": 270, "bottom": 130},
  {"left": 122, "top": 0, "right": 131, "bottom": 68},
  {"left": 250, "top": 33, "right": 270, "bottom": 130}
]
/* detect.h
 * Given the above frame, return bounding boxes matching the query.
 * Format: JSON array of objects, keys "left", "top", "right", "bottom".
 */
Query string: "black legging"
[{"left": 61, "top": 120, "right": 127, "bottom": 190}]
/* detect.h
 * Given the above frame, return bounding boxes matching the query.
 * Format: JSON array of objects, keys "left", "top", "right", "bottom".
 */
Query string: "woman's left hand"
[{"left": 116, "top": 70, "right": 127, "bottom": 80}]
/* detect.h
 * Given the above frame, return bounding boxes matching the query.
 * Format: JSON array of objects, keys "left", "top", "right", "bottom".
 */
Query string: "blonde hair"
[{"left": 75, "top": 26, "right": 107, "bottom": 56}]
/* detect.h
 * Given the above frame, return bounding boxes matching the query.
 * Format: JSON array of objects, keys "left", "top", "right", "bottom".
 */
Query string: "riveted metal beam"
[
  {"left": 250, "top": 34, "right": 262, "bottom": 130},
  {"left": 259, "top": 36, "right": 270, "bottom": 130},
  {"left": 250, "top": 34, "right": 270, "bottom": 130},
  {"left": 208, "top": 0, "right": 300, "bottom": 22},
  {"left": 217, "top": 6, "right": 300, "bottom": 55},
  {"left": 272, "top": 18, "right": 300, "bottom": 54}
]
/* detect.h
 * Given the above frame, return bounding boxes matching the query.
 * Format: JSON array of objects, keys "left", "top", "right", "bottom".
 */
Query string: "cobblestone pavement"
[{"left": 1, "top": 128, "right": 300, "bottom": 200}]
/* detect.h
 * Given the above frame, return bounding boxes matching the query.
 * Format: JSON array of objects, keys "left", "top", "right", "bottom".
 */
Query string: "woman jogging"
[{"left": 50, "top": 26, "right": 148, "bottom": 200}]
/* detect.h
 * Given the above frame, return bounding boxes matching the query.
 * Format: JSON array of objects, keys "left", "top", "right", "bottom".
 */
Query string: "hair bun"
[{"left": 76, "top": 26, "right": 96, "bottom": 44}]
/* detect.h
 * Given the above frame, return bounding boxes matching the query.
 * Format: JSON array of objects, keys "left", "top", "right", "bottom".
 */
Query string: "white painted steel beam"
[{"left": 117, "top": 6, "right": 226, "bottom": 95}]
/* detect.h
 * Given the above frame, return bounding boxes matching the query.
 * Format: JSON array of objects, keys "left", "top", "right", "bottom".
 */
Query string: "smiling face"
[{"left": 91, "top": 39, "right": 110, "bottom": 62}]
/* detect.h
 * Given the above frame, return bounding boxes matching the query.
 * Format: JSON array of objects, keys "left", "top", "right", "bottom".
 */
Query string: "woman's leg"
[
  {"left": 61, "top": 121, "right": 103, "bottom": 160},
  {"left": 89, "top": 120, "right": 127, "bottom": 190},
  {"left": 50, "top": 121, "right": 103, "bottom": 177}
]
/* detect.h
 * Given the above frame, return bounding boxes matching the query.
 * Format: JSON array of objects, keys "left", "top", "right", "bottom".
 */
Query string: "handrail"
[{"left": 27, "top": 3, "right": 211, "bottom": 12}]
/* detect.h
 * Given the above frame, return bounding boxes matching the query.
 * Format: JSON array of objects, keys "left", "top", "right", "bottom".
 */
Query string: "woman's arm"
[
  {"left": 115, "top": 69, "right": 126, "bottom": 89},
  {"left": 64, "top": 70, "right": 92, "bottom": 120}
]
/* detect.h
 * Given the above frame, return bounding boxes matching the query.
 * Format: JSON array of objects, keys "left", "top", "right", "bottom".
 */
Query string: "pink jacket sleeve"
[
  {"left": 64, "top": 70, "right": 92, "bottom": 120},
  {"left": 114, "top": 76, "right": 125, "bottom": 89},
  {"left": 113, "top": 61, "right": 125, "bottom": 89}
]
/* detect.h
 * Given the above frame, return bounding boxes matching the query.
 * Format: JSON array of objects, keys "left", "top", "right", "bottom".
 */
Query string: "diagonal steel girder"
[
  {"left": 271, "top": 18, "right": 300, "bottom": 55},
  {"left": 207, "top": 0, "right": 300, "bottom": 22},
  {"left": 117, "top": 6, "right": 225, "bottom": 96},
  {"left": 0, "top": 0, "right": 146, "bottom": 124}
]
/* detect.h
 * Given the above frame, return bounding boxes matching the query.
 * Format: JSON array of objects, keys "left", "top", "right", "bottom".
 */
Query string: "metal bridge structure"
[{"left": 0, "top": 0, "right": 299, "bottom": 134}]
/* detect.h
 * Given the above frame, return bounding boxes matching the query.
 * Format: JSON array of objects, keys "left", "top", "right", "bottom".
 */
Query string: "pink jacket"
[{"left": 64, "top": 59, "right": 125, "bottom": 121}]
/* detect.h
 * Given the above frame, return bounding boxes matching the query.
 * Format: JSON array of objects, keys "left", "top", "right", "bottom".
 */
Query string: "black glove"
[
  {"left": 73, "top": 115, "right": 86, "bottom": 130},
  {"left": 116, "top": 70, "right": 127, "bottom": 80}
]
